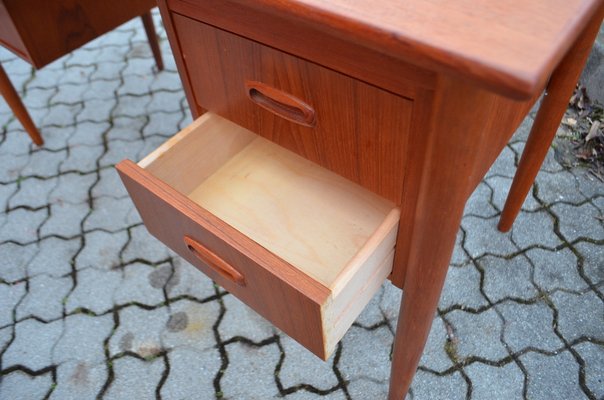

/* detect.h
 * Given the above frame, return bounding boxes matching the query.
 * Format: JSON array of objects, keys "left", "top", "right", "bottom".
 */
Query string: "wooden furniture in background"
[
  {"left": 117, "top": 0, "right": 604, "bottom": 398},
  {"left": 0, "top": 0, "right": 164, "bottom": 145}
]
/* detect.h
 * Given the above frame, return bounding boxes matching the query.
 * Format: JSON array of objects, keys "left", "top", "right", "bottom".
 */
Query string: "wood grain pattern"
[
  {"left": 118, "top": 113, "right": 399, "bottom": 359},
  {"left": 499, "top": 8, "right": 604, "bottom": 232},
  {"left": 172, "top": 15, "right": 414, "bottom": 204},
  {"left": 167, "top": 0, "right": 436, "bottom": 99},
  {"left": 0, "top": 0, "right": 157, "bottom": 68},
  {"left": 170, "top": 0, "right": 604, "bottom": 99}
]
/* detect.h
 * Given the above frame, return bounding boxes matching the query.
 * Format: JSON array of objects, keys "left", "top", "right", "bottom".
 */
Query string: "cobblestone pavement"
[{"left": 1, "top": 11, "right": 603, "bottom": 400}]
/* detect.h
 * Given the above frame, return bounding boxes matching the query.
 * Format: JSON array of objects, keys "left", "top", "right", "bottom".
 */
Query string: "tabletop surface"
[{"left": 241, "top": 0, "right": 603, "bottom": 99}]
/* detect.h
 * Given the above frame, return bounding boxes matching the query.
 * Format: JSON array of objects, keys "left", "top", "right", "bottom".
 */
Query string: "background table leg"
[{"left": 141, "top": 11, "right": 165, "bottom": 71}]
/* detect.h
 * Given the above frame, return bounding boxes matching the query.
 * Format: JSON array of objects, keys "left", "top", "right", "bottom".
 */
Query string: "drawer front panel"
[
  {"left": 117, "top": 160, "right": 330, "bottom": 358},
  {"left": 172, "top": 14, "right": 414, "bottom": 204}
]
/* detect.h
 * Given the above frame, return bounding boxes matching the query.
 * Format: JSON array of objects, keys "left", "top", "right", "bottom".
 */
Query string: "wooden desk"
[
  {"left": 116, "top": 0, "right": 604, "bottom": 398},
  {"left": 0, "top": 0, "right": 163, "bottom": 145}
]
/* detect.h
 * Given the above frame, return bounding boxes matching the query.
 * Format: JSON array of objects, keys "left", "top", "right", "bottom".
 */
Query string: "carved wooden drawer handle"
[
  {"left": 184, "top": 236, "right": 246, "bottom": 286},
  {"left": 245, "top": 80, "right": 316, "bottom": 127}
]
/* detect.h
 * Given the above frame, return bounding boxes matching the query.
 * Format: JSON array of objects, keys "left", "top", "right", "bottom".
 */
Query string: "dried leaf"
[
  {"left": 585, "top": 120, "right": 601, "bottom": 142},
  {"left": 563, "top": 117, "right": 577, "bottom": 127}
]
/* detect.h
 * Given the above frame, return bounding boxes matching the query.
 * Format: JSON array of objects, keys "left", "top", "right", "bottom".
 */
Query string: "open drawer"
[{"left": 116, "top": 113, "right": 400, "bottom": 359}]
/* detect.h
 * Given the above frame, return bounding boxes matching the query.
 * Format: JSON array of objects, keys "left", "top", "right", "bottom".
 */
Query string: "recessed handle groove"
[
  {"left": 245, "top": 81, "right": 316, "bottom": 127},
  {"left": 184, "top": 235, "right": 245, "bottom": 286}
]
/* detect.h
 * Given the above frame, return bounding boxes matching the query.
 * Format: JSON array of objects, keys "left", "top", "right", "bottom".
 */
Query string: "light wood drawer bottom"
[{"left": 117, "top": 112, "right": 400, "bottom": 359}]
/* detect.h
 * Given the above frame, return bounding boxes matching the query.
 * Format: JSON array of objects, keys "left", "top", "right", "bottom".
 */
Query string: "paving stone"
[
  {"left": 106, "top": 116, "right": 146, "bottom": 142},
  {"left": 486, "top": 175, "right": 541, "bottom": 212},
  {"left": 219, "top": 294, "right": 275, "bottom": 343},
  {"left": 76, "top": 229, "right": 127, "bottom": 271},
  {"left": 16, "top": 274, "right": 71, "bottom": 321},
  {"left": 0, "top": 325, "right": 12, "bottom": 350},
  {"left": 511, "top": 209, "right": 561, "bottom": 248},
  {"left": 3, "top": 319, "right": 63, "bottom": 370},
  {"left": 0, "top": 242, "right": 38, "bottom": 282},
  {"left": 479, "top": 254, "right": 538, "bottom": 302},
  {"left": 0, "top": 181, "right": 17, "bottom": 211},
  {"left": 142, "top": 111, "right": 183, "bottom": 136},
  {"left": 48, "top": 172, "right": 97, "bottom": 205},
  {"left": 571, "top": 168, "right": 604, "bottom": 199},
  {"left": 575, "top": 241, "right": 604, "bottom": 286},
  {"left": 551, "top": 290, "right": 604, "bottom": 342},
  {"left": 114, "top": 263, "right": 165, "bottom": 306},
  {"left": 417, "top": 316, "right": 455, "bottom": 373},
  {"left": 27, "top": 67, "right": 65, "bottom": 89},
  {"left": 77, "top": 99, "right": 116, "bottom": 125},
  {"left": 283, "top": 389, "right": 348, "bottom": 400},
  {"left": 520, "top": 351, "right": 584, "bottom": 400},
  {"left": 122, "top": 58, "right": 157, "bottom": 77},
  {"left": 21, "top": 149, "right": 66, "bottom": 178},
  {"left": 407, "top": 370, "right": 467, "bottom": 400},
  {"left": 113, "top": 94, "right": 149, "bottom": 117},
  {"left": 81, "top": 79, "right": 122, "bottom": 102},
  {"left": 165, "top": 257, "right": 217, "bottom": 300},
  {"left": 439, "top": 263, "right": 488, "bottom": 311},
  {"left": 497, "top": 299, "right": 563, "bottom": 353},
  {"left": 53, "top": 313, "right": 113, "bottom": 365},
  {"left": 526, "top": 247, "right": 589, "bottom": 292},
  {"left": 121, "top": 224, "right": 171, "bottom": 264},
  {"left": 103, "top": 356, "right": 165, "bottom": 400},
  {"left": 445, "top": 308, "right": 508, "bottom": 361},
  {"left": 117, "top": 74, "right": 152, "bottom": 96},
  {"left": 50, "top": 360, "right": 107, "bottom": 400},
  {"left": 66, "top": 268, "right": 122, "bottom": 314},
  {"left": 0, "top": 207, "right": 47, "bottom": 243},
  {"left": 0, "top": 153, "right": 29, "bottom": 181},
  {"left": 40, "top": 103, "right": 82, "bottom": 127},
  {"left": 150, "top": 71, "right": 183, "bottom": 92},
  {"left": 161, "top": 298, "right": 220, "bottom": 353},
  {"left": 486, "top": 145, "right": 517, "bottom": 179},
  {"left": 90, "top": 60, "right": 128, "bottom": 81},
  {"left": 161, "top": 347, "right": 218, "bottom": 400},
  {"left": 22, "top": 86, "right": 57, "bottom": 109},
  {"left": 84, "top": 196, "right": 139, "bottom": 232},
  {"left": 278, "top": 334, "right": 340, "bottom": 391},
  {"left": 91, "top": 167, "right": 128, "bottom": 199},
  {"left": 51, "top": 82, "right": 89, "bottom": 105},
  {"left": 57, "top": 65, "right": 95, "bottom": 86},
  {"left": 339, "top": 325, "right": 392, "bottom": 382},
  {"left": 146, "top": 91, "right": 184, "bottom": 114},
  {"left": 59, "top": 144, "right": 105, "bottom": 173},
  {"left": 347, "top": 378, "right": 388, "bottom": 400},
  {"left": 8, "top": 177, "right": 57, "bottom": 209},
  {"left": 0, "top": 370, "right": 53, "bottom": 400},
  {"left": 0, "top": 281, "right": 26, "bottom": 327},
  {"left": 573, "top": 342, "right": 604, "bottom": 399},
  {"left": 40, "top": 201, "right": 90, "bottom": 238},
  {"left": 450, "top": 229, "right": 469, "bottom": 266},
  {"left": 99, "top": 138, "right": 146, "bottom": 168},
  {"left": 552, "top": 202, "right": 604, "bottom": 242},
  {"left": 464, "top": 361, "right": 524, "bottom": 400},
  {"left": 463, "top": 182, "right": 499, "bottom": 218},
  {"left": 461, "top": 216, "right": 517, "bottom": 258},
  {"left": 221, "top": 341, "right": 281, "bottom": 399},
  {"left": 67, "top": 121, "right": 110, "bottom": 146},
  {"left": 0, "top": 130, "right": 32, "bottom": 157},
  {"left": 379, "top": 280, "right": 402, "bottom": 324},
  {"left": 109, "top": 305, "right": 169, "bottom": 357},
  {"left": 65, "top": 48, "right": 103, "bottom": 68},
  {"left": 533, "top": 169, "right": 587, "bottom": 205},
  {"left": 35, "top": 125, "right": 76, "bottom": 152}
]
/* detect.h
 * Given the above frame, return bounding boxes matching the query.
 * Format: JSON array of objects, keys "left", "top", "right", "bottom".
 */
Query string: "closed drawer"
[
  {"left": 117, "top": 113, "right": 400, "bottom": 360},
  {"left": 172, "top": 13, "right": 414, "bottom": 204}
]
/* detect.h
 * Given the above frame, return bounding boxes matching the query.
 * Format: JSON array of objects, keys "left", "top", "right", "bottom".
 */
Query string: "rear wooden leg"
[
  {"left": 141, "top": 11, "right": 164, "bottom": 71},
  {"left": 498, "top": 9, "right": 604, "bottom": 232},
  {"left": 0, "top": 62, "right": 43, "bottom": 145}
]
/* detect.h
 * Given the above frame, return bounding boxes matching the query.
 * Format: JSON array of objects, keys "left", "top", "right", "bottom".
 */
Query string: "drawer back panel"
[{"left": 172, "top": 14, "right": 414, "bottom": 204}]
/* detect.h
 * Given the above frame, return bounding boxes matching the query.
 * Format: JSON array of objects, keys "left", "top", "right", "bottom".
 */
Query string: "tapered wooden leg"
[
  {"left": 141, "top": 11, "right": 164, "bottom": 71},
  {"left": 0, "top": 62, "right": 43, "bottom": 145},
  {"left": 498, "top": 10, "right": 604, "bottom": 232},
  {"left": 388, "top": 79, "right": 499, "bottom": 399}
]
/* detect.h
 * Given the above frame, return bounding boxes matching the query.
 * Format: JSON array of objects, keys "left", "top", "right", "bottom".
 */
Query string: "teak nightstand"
[{"left": 116, "top": 1, "right": 604, "bottom": 398}]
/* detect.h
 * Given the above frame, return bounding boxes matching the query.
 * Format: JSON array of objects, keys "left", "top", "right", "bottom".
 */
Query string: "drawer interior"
[{"left": 139, "top": 112, "right": 399, "bottom": 290}]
